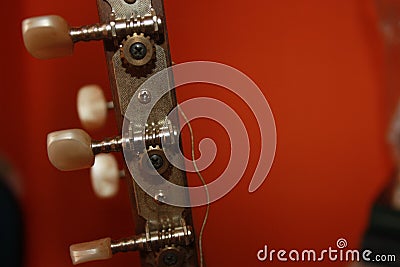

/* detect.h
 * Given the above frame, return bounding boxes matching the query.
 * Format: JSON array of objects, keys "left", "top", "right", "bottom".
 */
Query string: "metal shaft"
[{"left": 69, "top": 11, "right": 163, "bottom": 43}]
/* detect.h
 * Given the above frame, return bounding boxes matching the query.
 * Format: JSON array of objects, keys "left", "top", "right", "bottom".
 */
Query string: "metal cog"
[
  {"left": 120, "top": 33, "right": 155, "bottom": 67},
  {"left": 155, "top": 246, "right": 185, "bottom": 267},
  {"left": 139, "top": 145, "right": 169, "bottom": 176}
]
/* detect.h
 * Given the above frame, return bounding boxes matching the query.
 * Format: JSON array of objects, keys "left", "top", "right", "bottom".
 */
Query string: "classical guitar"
[{"left": 22, "top": 1, "right": 202, "bottom": 266}]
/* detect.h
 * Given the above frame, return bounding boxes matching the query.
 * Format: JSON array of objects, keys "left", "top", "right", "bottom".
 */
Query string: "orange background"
[{"left": 0, "top": 0, "right": 394, "bottom": 266}]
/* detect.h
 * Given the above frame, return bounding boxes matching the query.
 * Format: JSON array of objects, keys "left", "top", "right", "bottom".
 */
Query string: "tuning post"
[
  {"left": 92, "top": 136, "right": 123, "bottom": 155},
  {"left": 47, "top": 129, "right": 123, "bottom": 171},
  {"left": 22, "top": 9, "right": 163, "bottom": 59}
]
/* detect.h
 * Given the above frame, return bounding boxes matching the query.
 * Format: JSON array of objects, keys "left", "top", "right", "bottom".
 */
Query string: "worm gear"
[{"left": 120, "top": 33, "right": 155, "bottom": 67}]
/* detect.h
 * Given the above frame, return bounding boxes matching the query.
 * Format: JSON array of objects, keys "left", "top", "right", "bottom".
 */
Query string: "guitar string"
[{"left": 178, "top": 105, "right": 210, "bottom": 267}]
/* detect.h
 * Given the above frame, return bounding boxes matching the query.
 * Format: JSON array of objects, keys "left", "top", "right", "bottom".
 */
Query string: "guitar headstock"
[{"left": 22, "top": 1, "right": 200, "bottom": 266}]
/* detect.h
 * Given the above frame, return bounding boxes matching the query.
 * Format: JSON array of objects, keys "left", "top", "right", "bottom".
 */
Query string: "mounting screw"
[
  {"left": 150, "top": 154, "right": 164, "bottom": 170},
  {"left": 162, "top": 251, "right": 178, "bottom": 266},
  {"left": 138, "top": 90, "right": 151, "bottom": 104},
  {"left": 155, "top": 191, "right": 166, "bottom": 203},
  {"left": 124, "top": 0, "right": 136, "bottom": 3},
  {"left": 130, "top": 42, "right": 147, "bottom": 60}
]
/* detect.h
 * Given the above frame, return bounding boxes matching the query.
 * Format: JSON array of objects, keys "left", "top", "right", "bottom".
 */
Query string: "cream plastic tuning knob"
[
  {"left": 70, "top": 237, "right": 112, "bottom": 265},
  {"left": 22, "top": 15, "right": 73, "bottom": 59},
  {"left": 77, "top": 85, "right": 110, "bottom": 130},
  {"left": 91, "top": 154, "right": 120, "bottom": 198},
  {"left": 47, "top": 129, "right": 94, "bottom": 171}
]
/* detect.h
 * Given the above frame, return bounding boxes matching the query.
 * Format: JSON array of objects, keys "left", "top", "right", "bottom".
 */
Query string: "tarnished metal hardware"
[
  {"left": 156, "top": 246, "right": 186, "bottom": 267},
  {"left": 89, "top": 118, "right": 176, "bottom": 156},
  {"left": 127, "top": 120, "right": 176, "bottom": 176},
  {"left": 121, "top": 33, "right": 155, "bottom": 66},
  {"left": 91, "top": 136, "right": 123, "bottom": 154},
  {"left": 143, "top": 120, "right": 178, "bottom": 149},
  {"left": 125, "top": 119, "right": 178, "bottom": 152},
  {"left": 139, "top": 145, "right": 169, "bottom": 175},
  {"left": 149, "top": 153, "right": 164, "bottom": 170},
  {"left": 138, "top": 89, "right": 152, "bottom": 104},
  {"left": 69, "top": 8, "right": 163, "bottom": 44},
  {"left": 111, "top": 225, "right": 194, "bottom": 253}
]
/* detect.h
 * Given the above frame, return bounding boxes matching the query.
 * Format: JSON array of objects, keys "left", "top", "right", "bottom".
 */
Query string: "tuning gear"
[
  {"left": 77, "top": 85, "right": 113, "bottom": 131},
  {"left": 139, "top": 145, "right": 169, "bottom": 176},
  {"left": 91, "top": 154, "right": 123, "bottom": 198},
  {"left": 120, "top": 33, "right": 155, "bottom": 67},
  {"left": 47, "top": 129, "right": 122, "bottom": 171},
  {"left": 155, "top": 246, "right": 185, "bottom": 267}
]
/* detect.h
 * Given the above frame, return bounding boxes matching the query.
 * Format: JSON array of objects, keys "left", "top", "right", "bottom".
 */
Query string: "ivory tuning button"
[
  {"left": 22, "top": 15, "right": 74, "bottom": 59},
  {"left": 70, "top": 238, "right": 112, "bottom": 265},
  {"left": 77, "top": 85, "right": 113, "bottom": 131},
  {"left": 47, "top": 129, "right": 93, "bottom": 171},
  {"left": 91, "top": 154, "right": 124, "bottom": 198},
  {"left": 47, "top": 129, "right": 122, "bottom": 171}
]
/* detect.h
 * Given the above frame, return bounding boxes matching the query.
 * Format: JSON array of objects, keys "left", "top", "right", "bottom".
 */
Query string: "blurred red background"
[{"left": 0, "top": 0, "right": 394, "bottom": 266}]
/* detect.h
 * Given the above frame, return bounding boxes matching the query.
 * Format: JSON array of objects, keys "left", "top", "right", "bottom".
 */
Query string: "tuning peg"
[
  {"left": 77, "top": 85, "right": 113, "bottom": 131},
  {"left": 22, "top": 11, "right": 163, "bottom": 60},
  {"left": 91, "top": 154, "right": 124, "bottom": 198},
  {"left": 47, "top": 129, "right": 122, "bottom": 171},
  {"left": 70, "top": 225, "right": 193, "bottom": 265}
]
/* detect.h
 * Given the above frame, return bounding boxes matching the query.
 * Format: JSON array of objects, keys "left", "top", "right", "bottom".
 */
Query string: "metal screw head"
[
  {"left": 130, "top": 42, "right": 147, "bottom": 60},
  {"left": 138, "top": 90, "right": 151, "bottom": 104},
  {"left": 162, "top": 251, "right": 179, "bottom": 266},
  {"left": 150, "top": 154, "right": 164, "bottom": 170},
  {"left": 155, "top": 191, "right": 166, "bottom": 203}
]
